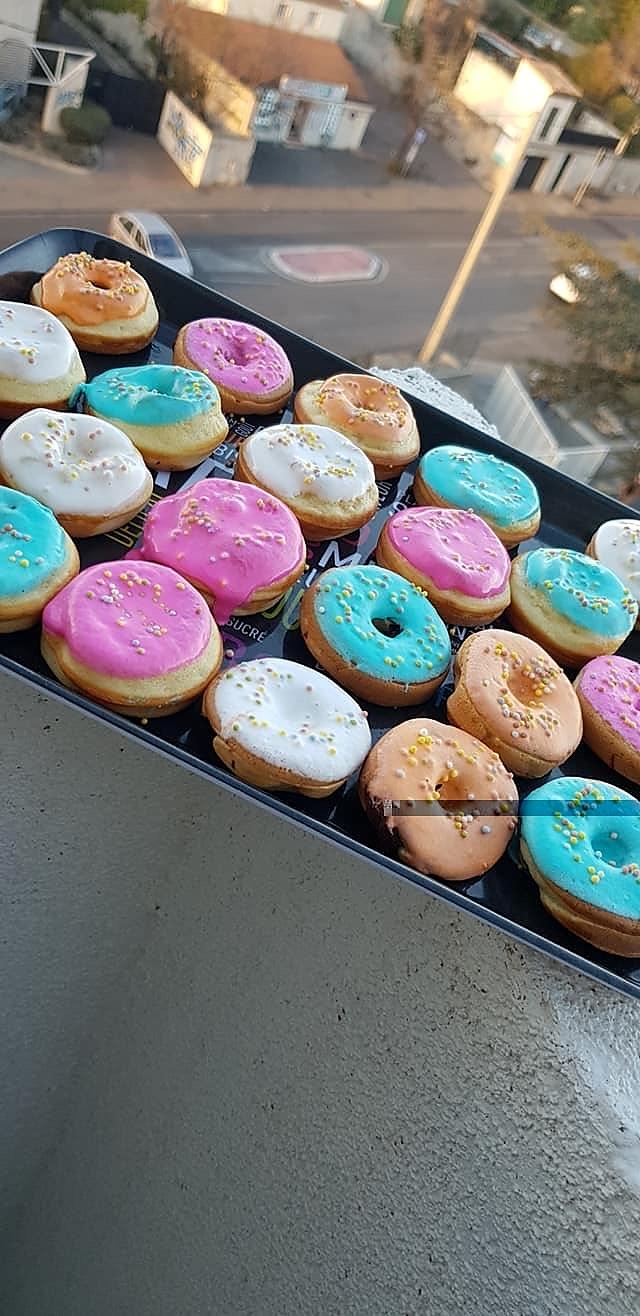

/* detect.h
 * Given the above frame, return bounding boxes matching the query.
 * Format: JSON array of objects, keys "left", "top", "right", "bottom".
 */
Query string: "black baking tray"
[{"left": 2, "top": 228, "right": 639, "bottom": 998}]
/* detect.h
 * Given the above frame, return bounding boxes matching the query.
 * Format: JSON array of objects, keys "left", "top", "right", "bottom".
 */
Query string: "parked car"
[
  {"left": 549, "top": 263, "right": 595, "bottom": 305},
  {"left": 108, "top": 211, "right": 193, "bottom": 276}
]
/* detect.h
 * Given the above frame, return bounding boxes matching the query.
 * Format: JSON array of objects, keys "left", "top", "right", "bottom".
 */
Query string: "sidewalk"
[{"left": 2, "top": 127, "right": 639, "bottom": 220}]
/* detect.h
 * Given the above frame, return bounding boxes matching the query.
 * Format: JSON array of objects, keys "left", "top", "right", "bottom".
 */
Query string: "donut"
[
  {"left": 509, "top": 547, "right": 638, "bottom": 667},
  {"left": 520, "top": 776, "right": 640, "bottom": 956},
  {"left": 174, "top": 317, "right": 293, "bottom": 415},
  {"left": 413, "top": 444, "right": 541, "bottom": 548},
  {"left": 41, "top": 561, "right": 222, "bottom": 718},
  {"left": 234, "top": 422, "right": 378, "bottom": 541},
  {"left": 0, "top": 488, "right": 79, "bottom": 632},
  {"left": 0, "top": 300, "right": 85, "bottom": 419},
  {"left": 586, "top": 519, "right": 640, "bottom": 628},
  {"left": 293, "top": 373, "right": 420, "bottom": 479},
  {"left": 376, "top": 505, "right": 511, "bottom": 625},
  {"left": 300, "top": 565, "right": 451, "bottom": 706},
  {"left": 0, "top": 408, "right": 153, "bottom": 538},
  {"left": 128, "top": 478, "right": 306, "bottom": 624},
  {"left": 447, "top": 629, "right": 582, "bottom": 777},
  {"left": 202, "top": 657, "right": 371, "bottom": 797},
  {"left": 74, "top": 364, "right": 229, "bottom": 471},
  {"left": 358, "top": 718, "right": 518, "bottom": 880},
  {"left": 32, "top": 252, "right": 158, "bottom": 354},
  {"left": 575, "top": 655, "right": 640, "bottom": 786}
]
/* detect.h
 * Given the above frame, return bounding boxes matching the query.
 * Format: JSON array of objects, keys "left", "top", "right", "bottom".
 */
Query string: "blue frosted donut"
[
  {"left": 300, "top": 564, "right": 452, "bottom": 706},
  {"left": 511, "top": 546, "right": 638, "bottom": 666},
  {"left": 71, "top": 364, "right": 229, "bottom": 470},
  {"left": 73, "top": 364, "right": 220, "bottom": 426},
  {"left": 0, "top": 487, "right": 78, "bottom": 628},
  {"left": 521, "top": 777, "right": 640, "bottom": 953},
  {"left": 414, "top": 444, "right": 540, "bottom": 546}
]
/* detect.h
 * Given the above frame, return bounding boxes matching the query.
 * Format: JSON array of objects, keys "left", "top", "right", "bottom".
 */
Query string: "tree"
[
  {"left": 531, "top": 229, "right": 640, "bottom": 437},
  {"left": 569, "top": 42, "right": 620, "bottom": 104},
  {"left": 609, "top": 0, "right": 640, "bottom": 96},
  {"left": 399, "top": 0, "right": 487, "bottom": 132}
]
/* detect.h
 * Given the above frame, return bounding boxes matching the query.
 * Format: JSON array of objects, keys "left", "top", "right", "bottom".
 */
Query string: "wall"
[
  {"left": 501, "top": 59, "right": 553, "bottom": 135},
  {"left": 201, "top": 128, "right": 256, "bottom": 183},
  {"left": 340, "top": 2, "right": 412, "bottom": 94},
  {"left": 2, "top": 674, "right": 640, "bottom": 1315},
  {"left": 604, "top": 155, "right": 640, "bottom": 197},
  {"left": 0, "top": 0, "right": 42, "bottom": 45},
  {"left": 454, "top": 49, "right": 514, "bottom": 125},
  {"left": 551, "top": 148, "right": 614, "bottom": 196},
  {"left": 227, "top": 0, "right": 346, "bottom": 42},
  {"left": 327, "top": 100, "right": 374, "bottom": 149}
]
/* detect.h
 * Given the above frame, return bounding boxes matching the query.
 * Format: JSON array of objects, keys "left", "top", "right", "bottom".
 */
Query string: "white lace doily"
[{"left": 370, "top": 367, "right": 500, "bottom": 440}]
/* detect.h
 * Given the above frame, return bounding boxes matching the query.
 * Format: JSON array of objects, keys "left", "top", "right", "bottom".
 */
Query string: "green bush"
[
  {"left": 607, "top": 93, "right": 640, "bottom": 135},
  {"left": 60, "top": 100, "right": 111, "bottom": 145}
]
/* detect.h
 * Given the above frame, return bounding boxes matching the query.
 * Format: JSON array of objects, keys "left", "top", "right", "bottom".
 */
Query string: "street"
[{"left": 1, "top": 206, "right": 638, "bottom": 365}]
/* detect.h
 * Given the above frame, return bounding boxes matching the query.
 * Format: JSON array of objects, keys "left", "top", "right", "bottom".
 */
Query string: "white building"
[
  {"left": 163, "top": 5, "right": 374, "bottom": 152},
  {"left": 455, "top": 27, "right": 627, "bottom": 197},
  {"left": 183, "top": 0, "right": 347, "bottom": 41},
  {"left": 0, "top": 0, "right": 43, "bottom": 46}
]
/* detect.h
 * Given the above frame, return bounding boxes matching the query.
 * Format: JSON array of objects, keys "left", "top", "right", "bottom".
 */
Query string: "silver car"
[{"left": 108, "top": 211, "right": 193, "bottom": 276}]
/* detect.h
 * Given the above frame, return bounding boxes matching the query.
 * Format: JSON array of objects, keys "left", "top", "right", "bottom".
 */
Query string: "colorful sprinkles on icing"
[
  {"left": 182, "top": 318, "right": 292, "bottom": 400},
  {"left": 0, "top": 408, "right": 150, "bottom": 518},
  {"left": 74, "top": 364, "right": 221, "bottom": 427},
  {"left": 0, "top": 300, "right": 79, "bottom": 383},
  {"left": 0, "top": 488, "right": 68, "bottom": 599},
  {"left": 129, "top": 478, "right": 305, "bottom": 624},
  {"left": 241, "top": 423, "right": 375, "bottom": 502},
  {"left": 417, "top": 444, "right": 540, "bottom": 530},
  {"left": 212, "top": 657, "right": 371, "bottom": 782},
  {"left": 521, "top": 777, "right": 640, "bottom": 921},
  {"left": 309, "top": 565, "right": 451, "bottom": 684},
  {"left": 578, "top": 655, "right": 640, "bottom": 754},
  {"left": 40, "top": 252, "right": 149, "bottom": 325},
  {"left": 593, "top": 520, "right": 640, "bottom": 608},
  {"left": 520, "top": 546, "right": 638, "bottom": 636},
  {"left": 43, "top": 561, "right": 212, "bottom": 679},
  {"left": 385, "top": 506, "right": 510, "bottom": 598},
  {"left": 312, "top": 374, "right": 415, "bottom": 447}
]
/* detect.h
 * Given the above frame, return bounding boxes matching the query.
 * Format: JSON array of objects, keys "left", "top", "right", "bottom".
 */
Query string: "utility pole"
[
  {"left": 418, "top": 113, "right": 536, "bottom": 365},
  {"left": 572, "top": 147, "right": 607, "bottom": 207}
]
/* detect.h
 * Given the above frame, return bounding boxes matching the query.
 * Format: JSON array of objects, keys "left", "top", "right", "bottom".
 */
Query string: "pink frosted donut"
[
  {"left": 41, "top": 560, "right": 222, "bottom": 717},
  {"left": 128, "top": 478, "right": 306, "bottom": 624},
  {"left": 174, "top": 317, "right": 293, "bottom": 415},
  {"left": 376, "top": 505, "right": 511, "bottom": 625},
  {"left": 575, "top": 655, "right": 640, "bottom": 785}
]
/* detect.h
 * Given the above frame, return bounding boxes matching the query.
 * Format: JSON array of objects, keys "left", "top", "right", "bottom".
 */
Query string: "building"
[
  {"left": 183, "top": 0, "right": 347, "bottom": 42},
  {"left": 354, "top": 0, "right": 423, "bottom": 24},
  {"left": 454, "top": 26, "right": 623, "bottom": 196},
  {"left": 163, "top": 5, "right": 374, "bottom": 151},
  {"left": 0, "top": 0, "right": 43, "bottom": 46}
]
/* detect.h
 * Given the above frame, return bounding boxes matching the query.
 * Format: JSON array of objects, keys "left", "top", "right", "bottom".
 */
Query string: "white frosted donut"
[
  {"left": 203, "top": 656, "right": 372, "bottom": 797},
  {"left": 589, "top": 520, "right": 640, "bottom": 624},
  {"left": 0, "top": 407, "right": 153, "bottom": 538},
  {"left": 0, "top": 301, "right": 85, "bottom": 418},
  {"left": 235, "top": 422, "right": 378, "bottom": 539}
]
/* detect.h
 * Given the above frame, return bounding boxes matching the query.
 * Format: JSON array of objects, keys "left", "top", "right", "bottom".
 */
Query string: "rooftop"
[
  {"left": 475, "top": 25, "right": 581, "bottom": 98},
  {"left": 165, "top": 8, "right": 369, "bottom": 103}
]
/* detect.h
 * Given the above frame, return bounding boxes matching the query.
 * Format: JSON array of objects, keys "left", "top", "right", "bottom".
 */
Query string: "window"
[
  {"left": 275, "top": 3, "right": 293, "bottom": 25},
  {"left": 120, "top": 217, "right": 134, "bottom": 235},
  {"left": 149, "top": 233, "right": 180, "bottom": 258},
  {"left": 305, "top": 9, "right": 319, "bottom": 29},
  {"left": 538, "top": 105, "right": 561, "bottom": 142}
]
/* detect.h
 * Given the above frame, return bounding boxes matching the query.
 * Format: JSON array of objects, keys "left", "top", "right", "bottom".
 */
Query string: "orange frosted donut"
[
  {"left": 358, "top": 718, "right": 518, "bottom": 881},
  {"left": 32, "top": 252, "right": 158, "bottom": 354},
  {"left": 447, "top": 629, "right": 583, "bottom": 777},
  {"left": 294, "top": 372, "right": 420, "bottom": 478}
]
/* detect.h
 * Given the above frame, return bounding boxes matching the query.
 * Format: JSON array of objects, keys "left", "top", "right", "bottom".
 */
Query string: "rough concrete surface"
[{"left": 2, "top": 673, "right": 640, "bottom": 1315}]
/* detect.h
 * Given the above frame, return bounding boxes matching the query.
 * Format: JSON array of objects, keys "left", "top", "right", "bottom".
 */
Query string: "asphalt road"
[{"left": 2, "top": 207, "right": 637, "bottom": 365}]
